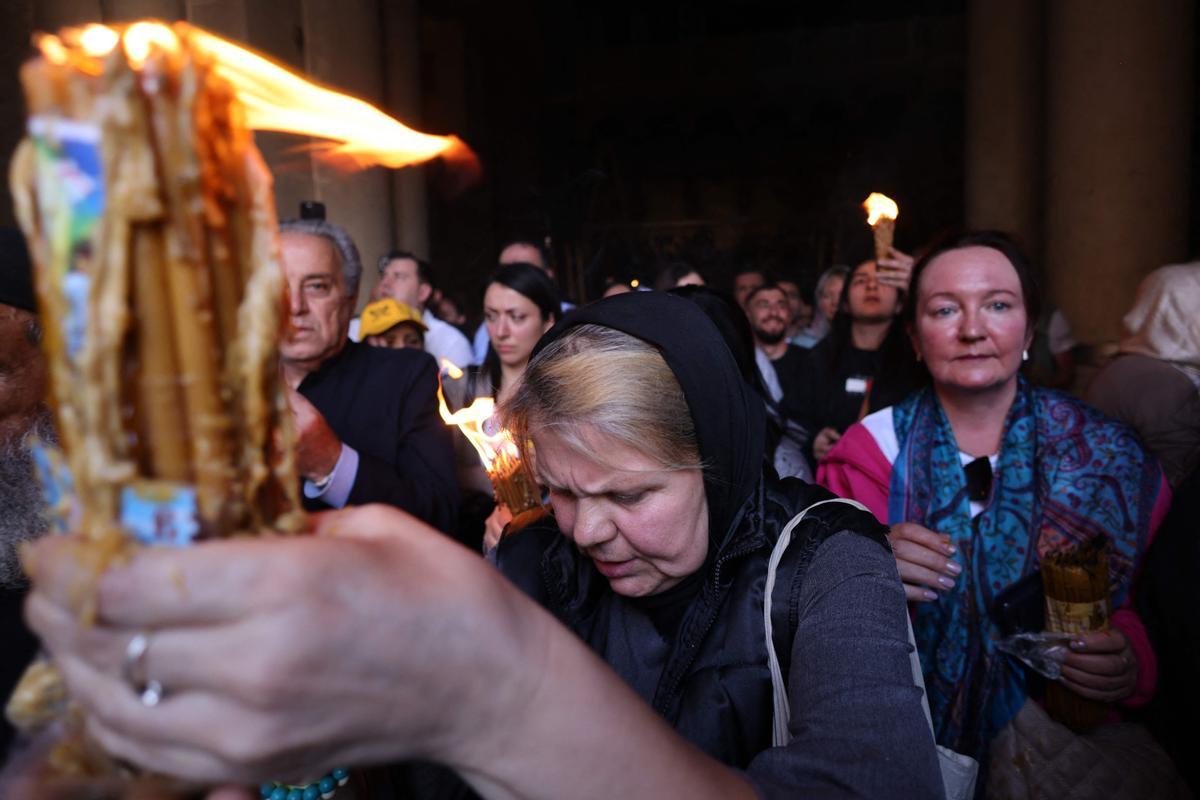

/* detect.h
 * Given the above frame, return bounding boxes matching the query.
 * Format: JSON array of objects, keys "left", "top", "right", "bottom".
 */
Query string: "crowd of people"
[{"left": 1, "top": 211, "right": 1198, "bottom": 799}]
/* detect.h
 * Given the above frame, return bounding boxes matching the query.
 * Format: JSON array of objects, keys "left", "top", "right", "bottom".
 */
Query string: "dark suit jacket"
[{"left": 299, "top": 341, "right": 458, "bottom": 534}]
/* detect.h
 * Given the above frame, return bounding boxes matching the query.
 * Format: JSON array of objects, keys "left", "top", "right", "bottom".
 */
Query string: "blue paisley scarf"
[{"left": 888, "top": 379, "right": 1161, "bottom": 761}]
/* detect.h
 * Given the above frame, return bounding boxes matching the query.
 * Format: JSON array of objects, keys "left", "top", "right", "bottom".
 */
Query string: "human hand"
[
  {"left": 1059, "top": 628, "right": 1137, "bottom": 703},
  {"left": 22, "top": 506, "right": 542, "bottom": 786},
  {"left": 887, "top": 522, "right": 962, "bottom": 603},
  {"left": 286, "top": 388, "right": 342, "bottom": 481},
  {"left": 875, "top": 248, "right": 914, "bottom": 291},
  {"left": 483, "top": 503, "right": 513, "bottom": 552},
  {"left": 812, "top": 427, "right": 842, "bottom": 461}
]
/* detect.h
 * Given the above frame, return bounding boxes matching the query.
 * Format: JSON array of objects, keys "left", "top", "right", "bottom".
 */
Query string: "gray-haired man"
[{"left": 279, "top": 220, "right": 457, "bottom": 533}]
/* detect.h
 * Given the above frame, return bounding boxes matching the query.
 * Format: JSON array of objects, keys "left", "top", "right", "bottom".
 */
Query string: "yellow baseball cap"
[{"left": 360, "top": 298, "right": 428, "bottom": 337}]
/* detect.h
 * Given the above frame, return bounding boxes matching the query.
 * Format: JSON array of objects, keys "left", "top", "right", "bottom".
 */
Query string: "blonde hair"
[{"left": 501, "top": 324, "right": 703, "bottom": 472}]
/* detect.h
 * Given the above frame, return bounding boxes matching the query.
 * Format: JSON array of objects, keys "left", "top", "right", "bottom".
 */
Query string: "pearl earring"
[{"left": 1022, "top": 349, "right": 1029, "bottom": 362}]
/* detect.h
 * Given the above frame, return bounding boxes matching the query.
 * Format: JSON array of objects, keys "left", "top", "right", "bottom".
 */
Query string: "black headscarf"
[{"left": 534, "top": 291, "right": 765, "bottom": 548}]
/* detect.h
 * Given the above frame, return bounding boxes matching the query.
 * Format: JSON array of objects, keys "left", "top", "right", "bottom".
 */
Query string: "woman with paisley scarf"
[{"left": 819, "top": 231, "right": 1172, "bottom": 794}]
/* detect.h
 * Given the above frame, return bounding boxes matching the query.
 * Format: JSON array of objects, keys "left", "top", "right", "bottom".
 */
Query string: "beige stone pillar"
[
  {"left": 382, "top": 0, "right": 430, "bottom": 263},
  {"left": 298, "top": 0, "right": 395, "bottom": 309},
  {"left": 1044, "top": 0, "right": 1194, "bottom": 344},
  {"left": 964, "top": 0, "right": 1042, "bottom": 254}
]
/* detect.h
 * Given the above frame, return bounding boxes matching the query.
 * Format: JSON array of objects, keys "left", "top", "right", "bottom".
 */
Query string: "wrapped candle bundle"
[
  {"left": 862, "top": 192, "right": 899, "bottom": 262},
  {"left": 1040, "top": 535, "right": 1111, "bottom": 732},
  {"left": 6, "top": 20, "right": 304, "bottom": 784},
  {"left": 438, "top": 365, "right": 543, "bottom": 519}
]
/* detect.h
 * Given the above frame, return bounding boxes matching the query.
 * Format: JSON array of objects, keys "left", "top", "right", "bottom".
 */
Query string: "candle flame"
[
  {"left": 79, "top": 25, "right": 119, "bottom": 57},
  {"left": 439, "top": 357, "right": 464, "bottom": 380},
  {"left": 34, "top": 21, "right": 475, "bottom": 173},
  {"left": 436, "top": 360, "right": 519, "bottom": 474},
  {"left": 862, "top": 192, "right": 899, "bottom": 226}
]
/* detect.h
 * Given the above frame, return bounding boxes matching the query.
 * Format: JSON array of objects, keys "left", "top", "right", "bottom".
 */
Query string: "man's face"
[
  {"left": 374, "top": 257, "right": 427, "bottom": 308},
  {"left": 0, "top": 302, "right": 51, "bottom": 588},
  {"left": 280, "top": 232, "right": 353, "bottom": 372},
  {"left": 747, "top": 288, "right": 790, "bottom": 346},
  {"left": 733, "top": 271, "right": 764, "bottom": 308},
  {"left": 499, "top": 243, "right": 545, "bottom": 270},
  {"left": 368, "top": 323, "right": 425, "bottom": 351}
]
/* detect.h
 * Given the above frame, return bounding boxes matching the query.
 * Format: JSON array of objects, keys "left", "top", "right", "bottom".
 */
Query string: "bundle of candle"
[
  {"left": 11, "top": 21, "right": 307, "bottom": 548},
  {"left": 438, "top": 362, "right": 543, "bottom": 519},
  {"left": 5, "top": 21, "right": 308, "bottom": 784},
  {"left": 1040, "top": 535, "right": 1112, "bottom": 732},
  {"left": 862, "top": 192, "right": 899, "bottom": 262},
  {"left": 4, "top": 19, "right": 477, "bottom": 791}
]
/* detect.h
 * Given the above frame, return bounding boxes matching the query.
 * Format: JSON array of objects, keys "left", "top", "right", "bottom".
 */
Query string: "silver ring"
[{"left": 123, "top": 632, "right": 164, "bottom": 707}]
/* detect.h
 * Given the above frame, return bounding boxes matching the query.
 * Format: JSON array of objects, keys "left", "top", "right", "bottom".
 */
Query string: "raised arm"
[{"left": 22, "top": 506, "right": 754, "bottom": 800}]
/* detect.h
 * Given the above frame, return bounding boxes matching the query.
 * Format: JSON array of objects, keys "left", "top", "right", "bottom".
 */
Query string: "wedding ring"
[{"left": 123, "top": 632, "right": 164, "bottom": 707}]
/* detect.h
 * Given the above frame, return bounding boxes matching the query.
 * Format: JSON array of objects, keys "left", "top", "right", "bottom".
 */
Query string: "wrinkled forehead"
[
  {"left": 281, "top": 232, "right": 343, "bottom": 281},
  {"left": 531, "top": 424, "right": 666, "bottom": 486}
]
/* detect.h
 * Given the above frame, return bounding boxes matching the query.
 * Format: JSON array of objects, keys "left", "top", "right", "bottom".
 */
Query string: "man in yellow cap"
[{"left": 360, "top": 298, "right": 428, "bottom": 351}]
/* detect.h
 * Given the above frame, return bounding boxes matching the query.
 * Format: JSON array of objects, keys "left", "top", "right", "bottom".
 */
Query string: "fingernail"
[
  {"left": 923, "top": 590, "right": 938, "bottom": 601},
  {"left": 938, "top": 576, "right": 956, "bottom": 589},
  {"left": 945, "top": 543, "right": 957, "bottom": 555},
  {"left": 1071, "top": 640, "right": 1086, "bottom": 650},
  {"left": 945, "top": 561, "right": 962, "bottom": 575}
]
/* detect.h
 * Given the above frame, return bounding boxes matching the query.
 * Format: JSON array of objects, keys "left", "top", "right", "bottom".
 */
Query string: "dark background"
[{"left": 419, "top": 0, "right": 972, "bottom": 303}]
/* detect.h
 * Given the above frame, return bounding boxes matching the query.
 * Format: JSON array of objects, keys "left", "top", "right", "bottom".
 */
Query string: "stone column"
[
  {"left": 964, "top": 0, "right": 1042, "bottom": 255},
  {"left": 1044, "top": 0, "right": 1194, "bottom": 344},
  {"left": 298, "top": 0, "right": 395, "bottom": 308},
  {"left": 382, "top": 0, "right": 430, "bottom": 262}
]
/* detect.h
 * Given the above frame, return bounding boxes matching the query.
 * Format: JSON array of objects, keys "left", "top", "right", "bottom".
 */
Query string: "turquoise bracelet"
[{"left": 259, "top": 767, "right": 349, "bottom": 800}]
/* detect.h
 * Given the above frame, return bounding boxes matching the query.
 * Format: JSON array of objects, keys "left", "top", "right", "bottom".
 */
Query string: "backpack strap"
[
  {"left": 764, "top": 497, "right": 874, "bottom": 745},
  {"left": 762, "top": 497, "right": 979, "bottom": 798}
]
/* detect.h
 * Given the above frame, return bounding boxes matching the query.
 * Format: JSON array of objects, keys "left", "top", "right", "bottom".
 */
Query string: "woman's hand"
[
  {"left": 812, "top": 427, "right": 842, "bottom": 461},
  {"left": 875, "top": 248, "right": 914, "bottom": 292},
  {"left": 887, "top": 522, "right": 962, "bottom": 603},
  {"left": 483, "top": 503, "right": 513, "bottom": 552},
  {"left": 21, "top": 506, "right": 541, "bottom": 786},
  {"left": 1059, "top": 628, "right": 1137, "bottom": 703}
]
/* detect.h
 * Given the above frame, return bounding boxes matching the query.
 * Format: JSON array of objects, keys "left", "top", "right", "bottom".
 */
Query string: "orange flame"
[
  {"left": 35, "top": 21, "right": 474, "bottom": 173},
  {"left": 862, "top": 192, "right": 899, "bottom": 226},
  {"left": 436, "top": 359, "right": 518, "bottom": 474}
]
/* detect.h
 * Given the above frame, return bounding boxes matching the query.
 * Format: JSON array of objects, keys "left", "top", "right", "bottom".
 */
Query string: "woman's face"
[
  {"left": 817, "top": 275, "right": 845, "bottom": 321},
  {"left": 484, "top": 283, "right": 553, "bottom": 369},
  {"left": 533, "top": 429, "right": 709, "bottom": 597},
  {"left": 845, "top": 261, "right": 901, "bottom": 322},
  {"left": 911, "top": 246, "right": 1032, "bottom": 395}
]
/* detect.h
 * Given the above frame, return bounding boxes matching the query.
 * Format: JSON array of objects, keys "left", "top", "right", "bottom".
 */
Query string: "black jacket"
[
  {"left": 299, "top": 341, "right": 458, "bottom": 533},
  {"left": 495, "top": 475, "right": 895, "bottom": 765}
]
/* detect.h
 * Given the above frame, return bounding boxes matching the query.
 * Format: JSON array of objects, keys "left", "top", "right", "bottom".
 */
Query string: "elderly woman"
[
  {"left": 819, "top": 232, "right": 1171, "bottom": 793},
  {"left": 23, "top": 293, "right": 941, "bottom": 799}
]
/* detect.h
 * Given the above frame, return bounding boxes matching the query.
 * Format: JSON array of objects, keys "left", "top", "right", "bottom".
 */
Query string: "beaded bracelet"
[{"left": 259, "top": 767, "right": 349, "bottom": 800}]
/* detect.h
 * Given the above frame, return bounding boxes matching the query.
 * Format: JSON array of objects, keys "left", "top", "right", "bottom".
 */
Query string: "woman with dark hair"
[
  {"left": 476, "top": 262, "right": 560, "bottom": 403},
  {"left": 447, "top": 263, "right": 559, "bottom": 548},
  {"left": 796, "top": 259, "right": 920, "bottom": 463},
  {"left": 819, "top": 231, "right": 1174, "bottom": 795},
  {"left": 24, "top": 293, "right": 943, "bottom": 800}
]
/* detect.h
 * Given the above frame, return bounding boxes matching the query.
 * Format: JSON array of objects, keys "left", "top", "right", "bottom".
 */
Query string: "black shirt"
[{"left": 770, "top": 344, "right": 809, "bottom": 423}]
